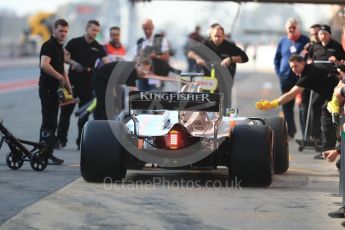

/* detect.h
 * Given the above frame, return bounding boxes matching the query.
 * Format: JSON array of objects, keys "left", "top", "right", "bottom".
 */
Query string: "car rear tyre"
[
  {"left": 127, "top": 160, "right": 146, "bottom": 170},
  {"left": 264, "top": 117, "right": 289, "bottom": 174},
  {"left": 80, "top": 120, "right": 127, "bottom": 182},
  {"left": 229, "top": 125, "right": 273, "bottom": 187}
]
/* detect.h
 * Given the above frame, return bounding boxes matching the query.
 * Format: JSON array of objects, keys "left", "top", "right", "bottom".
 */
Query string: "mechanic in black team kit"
[
  {"left": 92, "top": 56, "right": 152, "bottom": 120},
  {"left": 256, "top": 54, "right": 339, "bottom": 152},
  {"left": 57, "top": 20, "right": 109, "bottom": 149},
  {"left": 188, "top": 23, "right": 248, "bottom": 79},
  {"left": 187, "top": 23, "right": 248, "bottom": 108},
  {"left": 39, "top": 19, "right": 71, "bottom": 165}
]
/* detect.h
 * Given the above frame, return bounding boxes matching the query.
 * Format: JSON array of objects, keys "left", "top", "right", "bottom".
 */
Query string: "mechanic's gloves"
[
  {"left": 70, "top": 60, "right": 83, "bottom": 72},
  {"left": 255, "top": 99, "right": 279, "bottom": 110},
  {"left": 57, "top": 87, "right": 74, "bottom": 103},
  {"left": 327, "top": 94, "right": 341, "bottom": 114}
]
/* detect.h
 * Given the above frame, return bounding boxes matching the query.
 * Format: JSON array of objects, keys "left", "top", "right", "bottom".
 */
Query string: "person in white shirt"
[{"left": 135, "top": 19, "right": 170, "bottom": 90}]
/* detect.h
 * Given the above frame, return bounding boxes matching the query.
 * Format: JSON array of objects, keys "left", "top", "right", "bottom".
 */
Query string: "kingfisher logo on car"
[
  {"left": 139, "top": 92, "right": 212, "bottom": 102},
  {"left": 129, "top": 91, "right": 222, "bottom": 112}
]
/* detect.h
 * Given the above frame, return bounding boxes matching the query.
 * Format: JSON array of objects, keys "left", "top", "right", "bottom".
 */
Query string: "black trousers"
[
  {"left": 299, "top": 88, "right": 310, "bottom": 136},
  {"left": 39, "top": 86, "right": 59, "bottom": 150},
  {"left": 57, "top": 85, "right": 93, "bottom": 144},
  {"left": 93, "top": 80, "right": 107, "bottom": 120},
  {"left": 310, "top": 93, "right": 325, "bottom": 139},
  {"left": 299, "top": 90, "right": 324, "bottom": 139},
  {"left": 93, "top": 80, "right": 126, "bottom": 120},
  {"left": 280, "top": 80, "right": 297, "bottom": 138},
  {"left": 321, "top": 101, "right": 337, "bottom": 149}
]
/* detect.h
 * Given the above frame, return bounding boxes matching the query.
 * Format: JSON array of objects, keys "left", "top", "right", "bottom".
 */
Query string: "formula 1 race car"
[{"left": 80, "top": 72, "right": 289, "bottom": 187}]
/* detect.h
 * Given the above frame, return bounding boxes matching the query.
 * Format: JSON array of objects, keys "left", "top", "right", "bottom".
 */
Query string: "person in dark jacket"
[
  {"left": 187, "top": 23, "right": 248, "bottom": 108},
  {"left": 93, "top": 56, "right": 153, "bottom": 120},
  {"left": 257, "top": 54, "right": 339, "bottom": 152},
  {"left": 38, "top": 19, "right": 70, "bottom": 165},
  {"left": 56, "top": 20, "right": 110, "bottom": 149}
]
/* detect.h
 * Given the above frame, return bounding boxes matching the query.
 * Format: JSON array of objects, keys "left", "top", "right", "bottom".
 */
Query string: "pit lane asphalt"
[
  {"left": 0, "top": 61, "right": 343, "bottom": 229},
  {"left": 0, "top": 82, "right": 81, "bottom": 224}
]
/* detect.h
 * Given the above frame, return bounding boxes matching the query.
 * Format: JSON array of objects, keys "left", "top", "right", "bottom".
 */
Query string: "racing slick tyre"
[
  {"left": 229, "top": 125, "right": 273, "bottom": 187},
  {"left": 264, "top": 117, "right": 289, "bottom": 174},
  {"left": 80, "top": 120, "right": 127, "bottom": 182}
]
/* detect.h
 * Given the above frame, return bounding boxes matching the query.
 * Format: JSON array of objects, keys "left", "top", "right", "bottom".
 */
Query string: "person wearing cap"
[
  {"left": 305, "top": 24, "right": 345, "bottom": 157},
  {"left": 274, "top": 18, "right": 310, "bottom": 139},
  {"left": 297, "top": 24, "right": 322, "bottom": 145},
  {"left": 308, "top": 24, "right": 345, "bottom": 65},
  {"left": 257, "top": 54, "right": 340, "bottom": 153}
]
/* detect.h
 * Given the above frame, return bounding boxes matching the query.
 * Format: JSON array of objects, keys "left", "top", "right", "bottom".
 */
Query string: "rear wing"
[{"left": 129, "top": 91, "right": 223, "bottom": 112}]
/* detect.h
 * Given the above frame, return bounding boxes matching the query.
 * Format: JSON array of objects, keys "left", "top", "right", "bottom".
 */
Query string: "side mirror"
[{"left": 0, "top": 117, "right": 3, "bottom": 124}]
